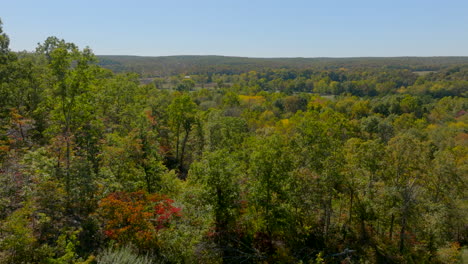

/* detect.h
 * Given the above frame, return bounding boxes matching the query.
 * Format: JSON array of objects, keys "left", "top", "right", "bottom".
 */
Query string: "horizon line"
[{"left": 94, "top": 54, "right": 468, "bottom": 59}]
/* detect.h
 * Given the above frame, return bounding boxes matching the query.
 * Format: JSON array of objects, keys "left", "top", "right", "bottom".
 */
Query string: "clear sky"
[{"left": 2, "top": 0, "right": 468, "bottom": 57}]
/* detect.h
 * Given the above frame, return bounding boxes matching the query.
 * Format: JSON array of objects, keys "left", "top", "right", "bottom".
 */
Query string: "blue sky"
[{"left": 2, "top": 0, "right": 468, "bottom": 57}]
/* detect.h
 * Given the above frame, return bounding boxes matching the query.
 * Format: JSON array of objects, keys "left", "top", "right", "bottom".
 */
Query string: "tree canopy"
[{"left": 0, "top": 18, "right": 467, "bottom": 263}]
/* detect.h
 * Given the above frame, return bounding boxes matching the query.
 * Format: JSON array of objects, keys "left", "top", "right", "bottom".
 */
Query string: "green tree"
[
  {"left": 248, "top": 134, "right": 293, "bottom": 256},
  {"left": 167, "top": 94, "right": 197, "bottom": 175},
  {"left": 190, "top": 149, "right": 241, "bottom": 260},
  {"left": 383, "top": 133, "right": 430, "bottom": 253},
  {"left": 292, "top": 110, "right": 350, "bottom": 237},
  {"left": 343, "top": 138, "right": 384, "bottom": 241},
  {"left": 39, "top": 37, "right": 97, "bottom": 199},
  {"left": 204, "top": 110, "right": 248, "bottom": 152},
  {"left": 176, "top": 78, "right": 196, "bottom": 91}
]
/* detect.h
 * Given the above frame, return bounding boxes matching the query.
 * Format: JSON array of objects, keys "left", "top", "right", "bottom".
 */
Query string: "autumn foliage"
[
  {"left": 1, "top": 18, "right": 467, "bottom": 262},
  {"left": 97, "top": 191, "right": 181, "bottom": 250}
]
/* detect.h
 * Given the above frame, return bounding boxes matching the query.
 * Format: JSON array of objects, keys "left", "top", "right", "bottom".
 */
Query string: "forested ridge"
[
  {"left": 97, "top": 55, "right": 468, "bottom": 77},
  {"left": 1, "top": 19, "right": 467, "bottom": 263}
]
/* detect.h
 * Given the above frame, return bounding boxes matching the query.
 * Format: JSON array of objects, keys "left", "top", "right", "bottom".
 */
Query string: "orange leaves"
[
  {"left": 144, "top": 109, "right": 158, "bottom": 127},
  {"left": 97, "top": 191, "right": 181, "bottom": 249},
  {"left": 239, "top": 95, "right": 266, "bottom": 106}
]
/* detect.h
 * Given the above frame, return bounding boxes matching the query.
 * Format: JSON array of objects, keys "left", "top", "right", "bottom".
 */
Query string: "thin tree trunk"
[
  {"left": 143, "top": 165, "right": 152, "bottom": 193},
  {"left": 349, "top": 189, "right": 353, "bottom": 224},
  {"left": 325, "top": 195, "right": 332, "bottom": 237},
  {"left": 389, "top": 213, "right": 394, "bottom": 241},
  {"left": 179, "top": 126, "right": 191, "bottom": 175},
  {"left": 65, "top": 128, "right": 71, "bottom": 195},
  {"left": 399, "top": 197, "right": 409, "bottom": 253},
  {"left": 175, "top": 126, "right": 180, "bottom": 162},
  {"left": 18, "top": 122, "right": 25, "bottom": 142},
  {"left": 399, "top": 216, "right": 407, "bottom": 253}
]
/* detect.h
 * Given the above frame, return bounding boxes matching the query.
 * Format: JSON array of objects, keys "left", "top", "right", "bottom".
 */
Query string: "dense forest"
[
  {"left": 97, "top": 55, "right": 468, "bottom": 77},
  {"left": 1, "top": 19, "right": 467, "bottom": 263}
]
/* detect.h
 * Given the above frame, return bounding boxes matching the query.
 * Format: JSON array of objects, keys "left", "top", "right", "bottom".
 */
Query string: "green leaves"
[
  {"left": 248, "top": 134, "right": 293, "bottom": 234},
  {"left": 1, "top": 17, "right": 468, "bottom": 262},
  {"left": 168, "top": 94, "right": 197, "bottom": 132},
  {"left": 0, "top": 18, "right": 10, "bottom": 56},
  {"left": 190, "top": 149, "right": 240, "bottom": 223}
]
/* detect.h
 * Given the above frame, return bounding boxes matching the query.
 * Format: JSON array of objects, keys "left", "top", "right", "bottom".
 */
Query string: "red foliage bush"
[{"left": 97, "top": 191, "right": 181, "bottom": 249}]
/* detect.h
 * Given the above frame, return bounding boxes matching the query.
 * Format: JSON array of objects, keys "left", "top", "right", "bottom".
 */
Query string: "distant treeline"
[
  {"left": 97, "top": 55, "right": 468, "bottom": 76},
  {"left": 1, "top": 18, "right": 467, "bottom": 264}
]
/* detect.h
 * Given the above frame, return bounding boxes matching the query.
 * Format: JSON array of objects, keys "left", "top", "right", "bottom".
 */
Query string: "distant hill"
[{"left": 96, "top": 55, "right": 468, "bottom": 77}]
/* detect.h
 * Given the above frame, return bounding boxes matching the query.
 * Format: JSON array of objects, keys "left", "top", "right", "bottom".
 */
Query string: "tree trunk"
[
  {"left": 399, "top": 200, "right": 409, "bottom": 253},
  {"left": 65, "top": 128, "right": 71, "bottom": 195},
  {"left": 349, "top": 189, "right": 353, "bottom": 224},
  {"left": 179, "top": 125, "right": 191, "bottom": 176},
  {"left": 389, "top": 213, "right": 394, "bottom": 241},
  {"left": 175, "top": 125, "right": 180, "bottom": 162},
  {"left": 143, "top": 165, "right": 152, "bottom": 193},
  {"left": 399, "top": 216, "right": 407, "bottom": 253}
]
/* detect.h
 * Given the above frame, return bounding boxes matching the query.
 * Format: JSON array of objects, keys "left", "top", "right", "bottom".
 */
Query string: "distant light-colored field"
[{"left": 413, "top": 71, "right": 437, "bottom": 76}]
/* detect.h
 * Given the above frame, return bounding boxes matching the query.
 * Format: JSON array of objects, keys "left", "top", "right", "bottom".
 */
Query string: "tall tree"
[
  {"left": 190, "top": 149, "right": 241, "bottom": 260},
  {"left": 39, "top": 37, "right": 96, "bottom": 197},
  {"left": 248, "top": 133, "right": 293, "bottom": 256},
  {"left": 167, "top": 94, "right": 197, "bottom": 176},
  {"left": 384, "top": 133, "right": 430, "bottom": 253}
]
